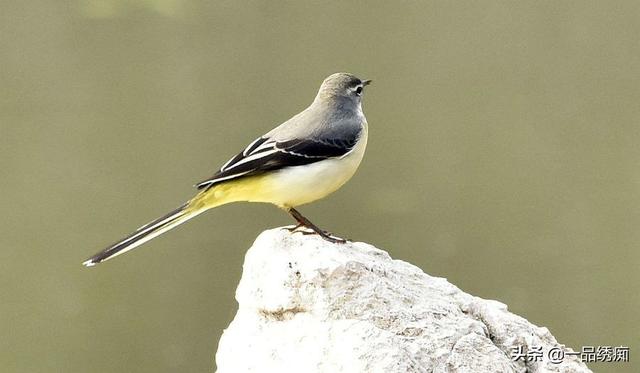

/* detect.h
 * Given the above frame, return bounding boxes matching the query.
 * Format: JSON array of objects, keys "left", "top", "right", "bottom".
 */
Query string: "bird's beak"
[{"left": 362, "top": 79, "right": 372, "bottom": 86}]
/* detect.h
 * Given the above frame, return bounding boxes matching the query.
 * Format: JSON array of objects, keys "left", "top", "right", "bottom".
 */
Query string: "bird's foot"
[
  {"left": 304, "top": 229, "right": 347, "bottom": 244},
  {"left": 320, "top": 234, "right": 348, "bottom": 244},
  {"left": 300, "top": 229, "right": 331, "bottom": 236},
  {"left": 284, "top": 223, "right": 305, "bottom": 232},
  {"left": 285, "top": 207, "right": 347, "bottom": 244},
  {"left": 284, "top": 225, "right": 347, "bottom": 244}
]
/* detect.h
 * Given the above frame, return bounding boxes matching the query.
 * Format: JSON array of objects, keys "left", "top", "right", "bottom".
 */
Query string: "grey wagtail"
[{"left": 83, "top": 72, "right": 371, "bottom": 266}]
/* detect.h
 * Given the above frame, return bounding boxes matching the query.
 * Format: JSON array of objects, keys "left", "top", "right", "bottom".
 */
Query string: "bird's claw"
[
  {"left": 284, "top": 225, "right": 347, "bottom": 244},
  {"left": 284, "top": 223, "right": 305, "bottom": 232}
]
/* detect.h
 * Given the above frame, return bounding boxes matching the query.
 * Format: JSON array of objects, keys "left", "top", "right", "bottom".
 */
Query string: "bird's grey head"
[{"left": 315, "top": 72, "right": 371, "bottom": 105}]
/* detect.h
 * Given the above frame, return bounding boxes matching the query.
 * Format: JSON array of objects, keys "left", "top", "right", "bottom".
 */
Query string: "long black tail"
[{"left": 83, "top": 203, "right": 202, "bottom": 267}]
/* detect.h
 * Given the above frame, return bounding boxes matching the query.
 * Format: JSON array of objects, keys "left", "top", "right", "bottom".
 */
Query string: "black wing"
[{"left": 195, "top": 132, "right": 361, "bottom": 190}]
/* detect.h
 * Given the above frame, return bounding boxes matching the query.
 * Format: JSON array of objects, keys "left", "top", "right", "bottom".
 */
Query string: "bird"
[{"left": 83, "top": 72, "right": 371, "bottom": 267}]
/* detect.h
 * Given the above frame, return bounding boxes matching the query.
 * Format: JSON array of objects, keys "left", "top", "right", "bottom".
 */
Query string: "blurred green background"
[{"left": 1, "top": 1, "right": 638, "bottom": 372}]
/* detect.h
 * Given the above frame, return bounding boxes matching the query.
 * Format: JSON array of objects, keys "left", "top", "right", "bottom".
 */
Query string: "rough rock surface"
[{"left": 215, "top": 228, "right": 591, "bottom": 373}]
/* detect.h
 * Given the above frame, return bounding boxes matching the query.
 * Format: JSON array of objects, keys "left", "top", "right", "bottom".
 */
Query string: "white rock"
[{"left": 215, "top": 228, "right": 591, "bottom": 373}]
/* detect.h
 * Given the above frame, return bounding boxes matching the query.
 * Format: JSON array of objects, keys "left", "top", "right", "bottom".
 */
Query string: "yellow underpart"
[{"left": 187, "top": 174, "right": 282, "bottom": 212}]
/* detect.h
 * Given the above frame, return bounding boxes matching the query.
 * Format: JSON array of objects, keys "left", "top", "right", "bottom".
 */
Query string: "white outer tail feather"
[{"left": 83, "top": 204, "right": 205, "bottom": 266}]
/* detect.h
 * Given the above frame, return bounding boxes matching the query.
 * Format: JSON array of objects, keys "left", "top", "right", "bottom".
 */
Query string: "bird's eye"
[{"left": 355, "top": 86, "right": 363, "bottom": 95}]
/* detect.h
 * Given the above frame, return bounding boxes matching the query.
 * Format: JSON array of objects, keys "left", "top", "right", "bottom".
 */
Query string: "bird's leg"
[
  {"left": 286, "top": 208, "right": 346, "bottom": 244},
  {"left": 287, "top": 208, "right": 328, "bottom": 235},
  {"left": 284, "top": 222, "right": 305, "bottom": 232}
]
